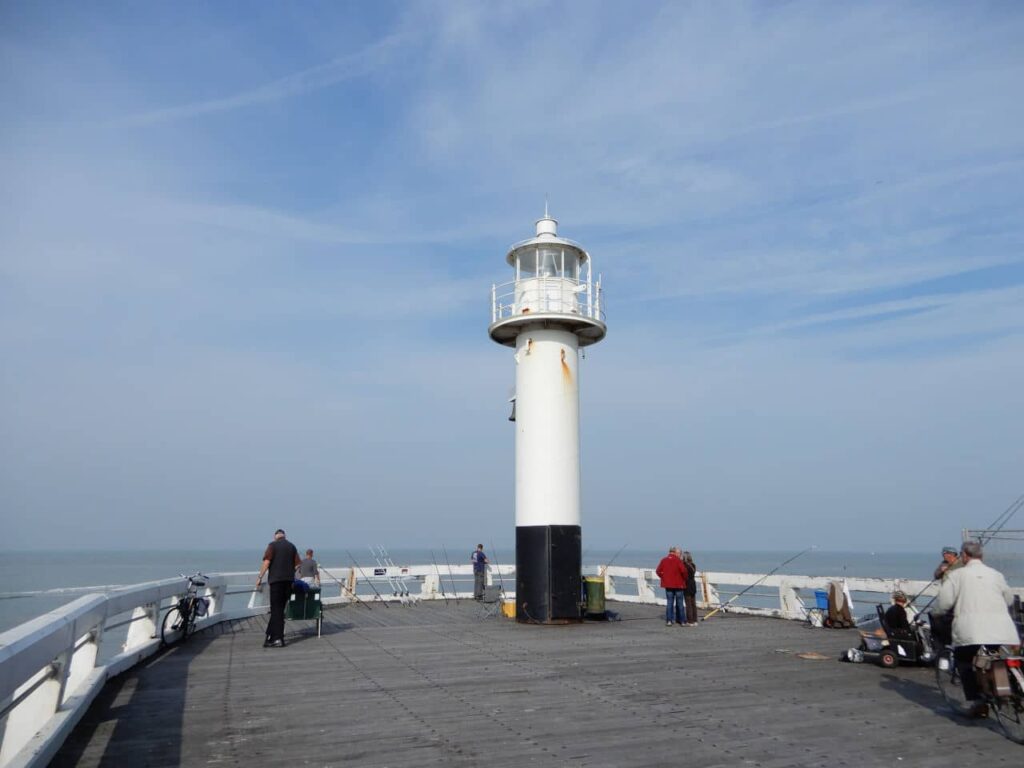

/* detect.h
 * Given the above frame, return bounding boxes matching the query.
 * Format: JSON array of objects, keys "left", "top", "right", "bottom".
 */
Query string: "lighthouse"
[{"left": 489, "top": 210, "right": 607, "bottom": 623}]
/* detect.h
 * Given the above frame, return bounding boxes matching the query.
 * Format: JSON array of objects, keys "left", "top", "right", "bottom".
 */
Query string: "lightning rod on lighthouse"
[{"left": 489, "top": 211, "right": 607, "bottom": 623}]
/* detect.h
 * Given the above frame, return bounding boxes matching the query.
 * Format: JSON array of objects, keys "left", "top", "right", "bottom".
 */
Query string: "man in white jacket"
[{"left": 936, "top": 541, "right": 1021, "bottom": 716}]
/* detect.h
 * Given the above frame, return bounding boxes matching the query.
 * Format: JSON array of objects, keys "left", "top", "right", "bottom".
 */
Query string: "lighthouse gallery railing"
[{"left": 491, "top": 276, "right": 604, "bottom": 324}]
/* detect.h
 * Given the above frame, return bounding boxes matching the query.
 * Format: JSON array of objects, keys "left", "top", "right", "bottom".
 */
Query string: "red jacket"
[{"left": 656, "top": 553, "right": 688, "bottom": 590}]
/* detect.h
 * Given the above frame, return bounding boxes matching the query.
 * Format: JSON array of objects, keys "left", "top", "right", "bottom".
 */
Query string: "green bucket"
[{"left": 583, "top": 576, "right": 605, "bottom": 615}]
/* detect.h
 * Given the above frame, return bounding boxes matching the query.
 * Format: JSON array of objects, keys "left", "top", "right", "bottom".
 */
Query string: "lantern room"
[{"left": 488, "top": 213, "right": 606, "bottom": 347}]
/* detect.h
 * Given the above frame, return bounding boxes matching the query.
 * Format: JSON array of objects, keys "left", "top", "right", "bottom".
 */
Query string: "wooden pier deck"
[{"left": 52, "top": 601, "right": 1017, "bottom": 767}]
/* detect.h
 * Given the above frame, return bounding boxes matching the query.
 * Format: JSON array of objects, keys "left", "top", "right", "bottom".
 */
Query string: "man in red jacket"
[{"left": 656, "top": 546, "right": 688, "bottom": 626}]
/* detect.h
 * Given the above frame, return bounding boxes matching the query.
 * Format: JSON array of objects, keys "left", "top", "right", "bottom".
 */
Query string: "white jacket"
[{"left": 936, "top": 559, "right": 1020, "bottom": 647}]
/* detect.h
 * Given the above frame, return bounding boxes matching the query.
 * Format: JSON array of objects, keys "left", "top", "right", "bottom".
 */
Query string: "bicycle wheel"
[
  {"left": 161, "top": 604, "right": 185, "bottom": 646},
  {"left": 183, "top": 598, "right": 198, "bottom": 639},
  {"left": 935, "top": 647, "right": 972, "bottom": 716},
  {"left": 993, "top": 665, "right": 1024, "bottom": 744}
]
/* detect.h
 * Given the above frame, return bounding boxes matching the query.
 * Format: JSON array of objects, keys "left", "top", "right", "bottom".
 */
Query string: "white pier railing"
[
  {"left": 316, "top": 564, "right": 968, "bottom": 622},
  {"left": 0, "top": 572, "right": 264, "bottom": 768},
  {"left": 3, "top": 564, "right": 1021, "bottom": 767},
  {"left": 597, "top": 566, "right": 946, "bottom": 621}
]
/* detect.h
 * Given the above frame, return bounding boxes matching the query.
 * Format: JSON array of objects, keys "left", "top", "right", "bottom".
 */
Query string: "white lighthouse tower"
[{"left": 489, "top": 209, "right": 606, "bottom": 623}]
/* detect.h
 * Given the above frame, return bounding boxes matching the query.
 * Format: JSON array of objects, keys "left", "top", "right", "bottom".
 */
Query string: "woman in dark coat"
[{"left": 682, "top": 551, "right": 698, "bottom": 626}]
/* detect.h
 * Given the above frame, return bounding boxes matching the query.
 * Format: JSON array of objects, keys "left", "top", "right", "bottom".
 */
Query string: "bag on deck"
[{"left": 826, "top": 581, "right": 854, "bottom": 628}]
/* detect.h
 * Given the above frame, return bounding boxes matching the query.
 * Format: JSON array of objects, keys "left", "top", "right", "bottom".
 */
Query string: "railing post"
[
  {"left": 204, "top": 581, "right": 225, "bottom": 621},
  {"left": 346, "top": 568, "right": 356, "bottom": 601},
  {"left": 700, "top": 572, "right": 719, "bottom": 610},
  {"left": 778, "top": 579, "right": 804, "bottom": 620},
  {"left": 422, "top": 572, "right": 439, "bottom": 599},
  {"left": 0, "top": 662, "right": 63, "bottom": 766},
  {"left": 125, "top": 603, "right": 159, "bottom": 651},
  {"left": 63, "top": 627, "right": 101, "bottom": 706},
  {"left": 247, "top": 585, "right": 269, "bottom": 611},
  {"left": 604, "top": 572, "right": 617, "bottom": 600}
]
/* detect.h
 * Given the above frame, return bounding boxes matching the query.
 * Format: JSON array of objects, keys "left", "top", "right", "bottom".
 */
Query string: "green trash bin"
[
  {"left": 584, "top": 576, "right": 605, "bottom": 616},
  {"left": 287, "top": 586, "right": 322, "bottom": 636}
]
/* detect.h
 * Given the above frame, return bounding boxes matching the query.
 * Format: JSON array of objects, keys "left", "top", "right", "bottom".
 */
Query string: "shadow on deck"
[{"left": 52, "top": 602, "right": 1018, "bottom": 767}]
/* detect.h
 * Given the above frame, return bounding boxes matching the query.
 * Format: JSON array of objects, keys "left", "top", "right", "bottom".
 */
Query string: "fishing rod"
[
  {"left": 599, "top": 543, "right": 629, "bottom": 577},
  {"left": 978, "top": 494, "right": 1024, "bottom": 545},
  {"left": 319, "top": 565, "right": 372, "bottom": 610},
  {"left": 379, "top": 545, "right": 414, "bottom": 600},
  {"left": 911, "top": 494, "right": 1024, "bottom": 615},
  {"left": 893, "top": 572, "right": 947, "bottom": 623},
  {"left": 907, "top": 576, "right": 939, "bottom": 610},
  {"left": 441, "top": 545, "right": 459, "bottom": 598},
  {"left": 370, "top": 545, "right": 403, "bottom": 599},
  {"left": 702, "top": 545, "right": 817, "bottom": 621},
  {"left": 912, "top": 588, "right": 944, "bottom": 618},
  {"left": 489, "top": 539, "right": 505, "bottom": 593},
  {"left": 346, "top": 550, "right": 389, "bottom": 608},
  {"left": 431, "top": 550, "right": 449, "bottom": 605}
]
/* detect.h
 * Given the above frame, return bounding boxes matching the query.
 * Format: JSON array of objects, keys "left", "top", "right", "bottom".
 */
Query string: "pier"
[
  {"left": 3, "top": 566, "right": 1022, "bottom": 767},
  {"left": 49, "top": 601, "right": 1021, "bottom": 767}
]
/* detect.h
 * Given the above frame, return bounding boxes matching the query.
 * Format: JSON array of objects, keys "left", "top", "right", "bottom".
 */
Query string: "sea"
[{"left": 5, "top": 547, "right": 1000, "bottom": 635}]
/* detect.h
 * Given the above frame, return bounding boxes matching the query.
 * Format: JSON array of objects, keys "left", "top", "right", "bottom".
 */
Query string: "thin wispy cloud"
[
  {"left": 125, "top": 32, "right": 409, "bottom": 125},
  {"left": 1, "top": 2, "right": 1021, "bottom": 550}
]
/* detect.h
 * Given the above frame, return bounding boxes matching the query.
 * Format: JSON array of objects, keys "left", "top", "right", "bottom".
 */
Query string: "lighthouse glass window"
[
  {"left": 516, "top": 246, "right": 579, "bottom": 281},
  {"left": 514, "top": 245, "right": 581, "bottom": 315}
]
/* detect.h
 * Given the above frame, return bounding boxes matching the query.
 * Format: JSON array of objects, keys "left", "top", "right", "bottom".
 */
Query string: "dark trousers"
[
  {"left": 474, "top": 570, "right": 486, "bottom": 599},
  {"left": 929, "top": 611, "right": 953, "bottom": 647},
  {"left": 267, "top": 581, "right": 291, "bottom": 641},
  {"left": 684, "top": 591, "right": 698, "bottom": 624},
  {"left": 954, "top": 644, "right": 1000, "bottom": 700}
]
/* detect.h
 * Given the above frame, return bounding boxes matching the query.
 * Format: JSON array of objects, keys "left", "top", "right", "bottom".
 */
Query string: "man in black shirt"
[{"left": 255, "top": 529, "right": 301, "bottom": 648}]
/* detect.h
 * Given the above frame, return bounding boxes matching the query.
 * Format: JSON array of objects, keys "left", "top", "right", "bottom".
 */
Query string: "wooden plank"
[{"left": 52, "top": 601, "right": 1022, "bottom": 766}]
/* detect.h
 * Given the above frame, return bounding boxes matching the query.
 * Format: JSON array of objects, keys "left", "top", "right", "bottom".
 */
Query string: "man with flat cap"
[
  {"left": 930, "top": 545, "right": 964, "bottom": 648},
  {"left": 255, "top": 529, "right": 301, "bottom": 648},
  {"left": 933, "top": 546, "right": 963, "bottom": 581}
]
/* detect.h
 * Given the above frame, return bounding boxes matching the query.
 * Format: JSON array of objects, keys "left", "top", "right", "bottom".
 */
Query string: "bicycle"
[
  {"left": 935, "top": 643, "right": 1024, "bottom": 744},
  {"left": 161, "top": 572, "right": 210, "bottom": 646}
]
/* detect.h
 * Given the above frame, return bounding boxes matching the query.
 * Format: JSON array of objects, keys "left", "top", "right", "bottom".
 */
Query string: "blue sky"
[{"left": 1, "top": 1, "right": 1022, "bottom": 553}]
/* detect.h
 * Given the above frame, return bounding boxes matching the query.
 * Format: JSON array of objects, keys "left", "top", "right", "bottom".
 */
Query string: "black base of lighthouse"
[{"left": 515, "top": 525, "right": 582, "bottom": 623}]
